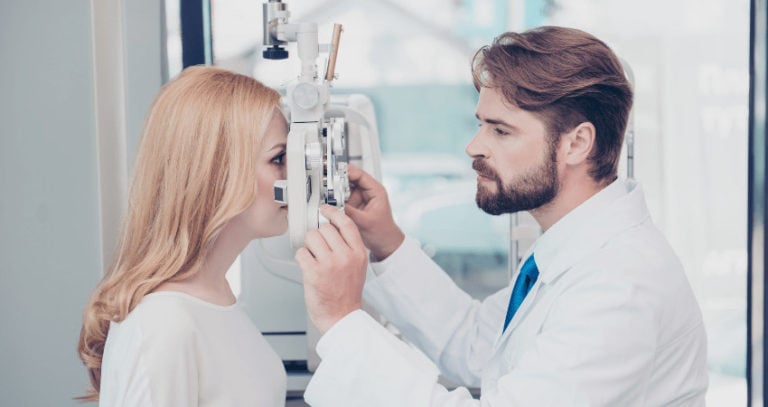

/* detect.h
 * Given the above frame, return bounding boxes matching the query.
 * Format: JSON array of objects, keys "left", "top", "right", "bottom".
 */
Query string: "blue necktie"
[{"left": 503, "top": 254, "right": 539, "bottom": 332}]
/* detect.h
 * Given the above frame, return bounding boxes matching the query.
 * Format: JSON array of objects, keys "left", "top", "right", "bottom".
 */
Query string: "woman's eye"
[{"left": 271, "top": 152, "right": 286, "bottom": 165}]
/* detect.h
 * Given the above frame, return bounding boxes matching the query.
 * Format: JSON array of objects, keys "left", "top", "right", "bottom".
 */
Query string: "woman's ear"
[{"left": 562, "top": 122, "right": 596, "bottom": 166}]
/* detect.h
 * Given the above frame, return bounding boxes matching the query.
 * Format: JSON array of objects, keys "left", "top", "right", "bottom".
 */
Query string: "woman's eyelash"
[{"left": 271, "top": 152, "right": 286, "bottom": 165}]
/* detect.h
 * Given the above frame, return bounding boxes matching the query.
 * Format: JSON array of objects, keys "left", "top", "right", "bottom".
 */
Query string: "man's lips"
[
  {"left": 472, "top": 160, "right": 496, "bottom": 181},
  {"left": 475, "top": 171, "right": 495, "bottom": 180}
]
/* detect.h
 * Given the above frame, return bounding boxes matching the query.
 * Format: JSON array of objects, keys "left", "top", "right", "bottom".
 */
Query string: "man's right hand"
[{"left": 344, "top": 164, "right": 405, "bottom": 261}]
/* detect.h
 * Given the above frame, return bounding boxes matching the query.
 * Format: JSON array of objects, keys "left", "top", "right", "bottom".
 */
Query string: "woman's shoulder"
[
  {"left": 120, "top": 291, "right": 243, "bottom": 334},
  {"left": 100, "top": 293, "right": 206, "bottom": 405},
  {"left": 136, "top": 290, "right": 198, "bottom": 316},
  {"left": 113, "top": 292, "right": 202, "bottom": 340}
]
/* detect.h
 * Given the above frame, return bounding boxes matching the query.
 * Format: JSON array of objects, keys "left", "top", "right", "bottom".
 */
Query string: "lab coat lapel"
[
  {"left": 492, "top": 281, "right": 542, "bottom": 349},
  {"left": 491, "top": 180, "right": 650, "bottom": 352},
  {"left": 537, "top": 180, "right": 650, "bottom": 286}
]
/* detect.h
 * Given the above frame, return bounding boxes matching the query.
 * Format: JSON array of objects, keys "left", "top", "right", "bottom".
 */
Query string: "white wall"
[{"left": 0, "top": 1, "right": 164, "bottom": 404}]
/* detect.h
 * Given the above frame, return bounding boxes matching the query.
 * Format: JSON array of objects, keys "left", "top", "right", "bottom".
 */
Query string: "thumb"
[
  {"left": 348, "top": 163, "right": 379, "bottom": 192},
  {"left": 344, "top": 204, "right": 365, "bottom": 224}
]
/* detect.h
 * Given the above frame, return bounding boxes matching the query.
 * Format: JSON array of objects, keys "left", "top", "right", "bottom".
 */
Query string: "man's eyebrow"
[{"left": 475, "top": 113, "right": 520, "bottom": 131}]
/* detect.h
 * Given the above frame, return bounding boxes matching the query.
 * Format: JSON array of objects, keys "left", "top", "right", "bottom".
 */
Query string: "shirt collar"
[{"left": 523, "top": 178, "right": 636, "bottom": 283}]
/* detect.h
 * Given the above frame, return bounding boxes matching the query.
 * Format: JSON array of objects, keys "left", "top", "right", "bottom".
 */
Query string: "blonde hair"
[{"left": 77, "top": 66, "right": 281, "bottom": 401}]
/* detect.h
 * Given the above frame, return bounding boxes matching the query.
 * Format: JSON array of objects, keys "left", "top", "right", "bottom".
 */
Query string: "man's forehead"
[{"left": 477, "top": 87, "right": 522, "bottom": 115}]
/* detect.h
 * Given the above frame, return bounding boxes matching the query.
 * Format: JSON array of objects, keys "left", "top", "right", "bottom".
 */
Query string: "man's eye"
[
  {"left": 494, "top": 127, "right": 509, "bottom": 136},
  {"left": 271, "top": 152, "right": 286, "bottom": 165}
]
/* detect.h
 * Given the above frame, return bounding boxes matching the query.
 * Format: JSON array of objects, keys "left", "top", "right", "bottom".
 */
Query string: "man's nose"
[{"left": 465, "top": 128, "right": 487, "bottom": 159}]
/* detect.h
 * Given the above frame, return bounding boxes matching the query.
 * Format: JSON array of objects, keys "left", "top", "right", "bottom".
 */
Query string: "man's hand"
[
  {"left": 345, "top": 164, "right": 405, "bottom": 260},
  {"left": 295, "top": 205, "right": 368, "bottom": 335}
]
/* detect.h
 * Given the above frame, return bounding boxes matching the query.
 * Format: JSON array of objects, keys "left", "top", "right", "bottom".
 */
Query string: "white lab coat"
[{"left": 304, "top": 179, "right": 708, "bottom": 406}]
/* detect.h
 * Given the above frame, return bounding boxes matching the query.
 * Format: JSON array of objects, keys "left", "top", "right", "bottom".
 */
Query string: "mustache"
[{"left": 472, "top": 159, "right": 498, "bottom": 180}]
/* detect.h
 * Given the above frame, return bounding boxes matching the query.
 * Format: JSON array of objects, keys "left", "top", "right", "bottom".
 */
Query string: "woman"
[{"left": 78, "top": 66, "right": 289, "bottom": 406}]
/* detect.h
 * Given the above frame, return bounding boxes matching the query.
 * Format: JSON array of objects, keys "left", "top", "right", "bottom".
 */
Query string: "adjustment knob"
[
  {"left": 305, "top": 142, "right": 323, "bottom": 170},
  {"left": 293, "top": 83, "right": 319, "bottom": 110},
  {"left": 263, "top": 45, "right": 288, "bottom": 60}
]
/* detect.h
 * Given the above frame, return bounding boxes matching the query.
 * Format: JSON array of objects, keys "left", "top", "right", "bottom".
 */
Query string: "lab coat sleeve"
[
  {"left": 303, "top": 308, "right": 592, "bottom": 407},
  {"left": 303, "top": 310, "right": 443, "bottom": 407},
  {"left": 306, "top": 273, "right": 661, "bottom": 407},
  {"left": 306, "top": 310, "right": 495, "bottom": 407},
  {"left": 302, "top": 309, "right": 585, "bottom": 407},
  {"left": 362, "top": 236, "right": 508, "bottom": 386}
]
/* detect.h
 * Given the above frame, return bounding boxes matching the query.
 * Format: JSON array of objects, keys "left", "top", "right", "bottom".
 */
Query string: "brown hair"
[
  {"left": 471, "top": 26, "right": 633, "bottom": 182},
  {"left": 77, "top": 66, "right": 281, "bottom": 401}
]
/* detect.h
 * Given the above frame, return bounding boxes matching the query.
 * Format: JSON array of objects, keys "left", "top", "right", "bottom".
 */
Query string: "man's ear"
[{"left": 561, "top": 122, "right": 596, "bottom": 166}]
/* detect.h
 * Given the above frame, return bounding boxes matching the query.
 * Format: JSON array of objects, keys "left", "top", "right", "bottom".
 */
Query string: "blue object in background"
[{"left": 525, "top": 0, "right": 549, "bottom": 28}]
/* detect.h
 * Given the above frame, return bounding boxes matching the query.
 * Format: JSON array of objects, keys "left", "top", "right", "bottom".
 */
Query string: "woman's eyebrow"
[{"left": 266, "top": 143, "right": 287, "bottom": 152}]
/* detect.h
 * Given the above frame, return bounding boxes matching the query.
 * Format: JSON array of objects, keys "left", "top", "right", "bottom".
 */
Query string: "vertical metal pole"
[
  {"left": 509, "top": 213, "right": 520, "bottom": 279},
  {"left": 180, "top": 0, "right": 213, "bottom": 67},
  {"left": 620, "top": 59, "right": 636, "bottom": 180},
  {"left": 160, "top": 0, "right": 169, "bottom": 82},
  {"left": 748, "top": 0, "right": 767, "bottom": 405}
]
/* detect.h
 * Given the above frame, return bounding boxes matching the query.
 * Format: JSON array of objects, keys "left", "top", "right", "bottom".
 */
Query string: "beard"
[{"left": 473, "top": 147, "right": 558, "bottom": 216}]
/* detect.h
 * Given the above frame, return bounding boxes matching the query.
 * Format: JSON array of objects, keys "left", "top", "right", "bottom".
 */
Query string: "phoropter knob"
[{"left": 263, "top": 45, "right": 289, "bottom": 60}]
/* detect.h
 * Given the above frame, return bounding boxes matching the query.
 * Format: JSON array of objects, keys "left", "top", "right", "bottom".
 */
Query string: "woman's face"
[{"left": 237, "top": 108, "right": 289, "bottom": 238}]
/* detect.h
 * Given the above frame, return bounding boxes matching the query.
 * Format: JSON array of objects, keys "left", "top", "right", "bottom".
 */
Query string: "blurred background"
[{"left": 0, "top": 0, "right": 749, "bottom": 405}]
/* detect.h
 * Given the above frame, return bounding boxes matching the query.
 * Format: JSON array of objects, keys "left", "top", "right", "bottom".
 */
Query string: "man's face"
[{"left": 466, "top": 87, "right": 559, "bottom": 215}]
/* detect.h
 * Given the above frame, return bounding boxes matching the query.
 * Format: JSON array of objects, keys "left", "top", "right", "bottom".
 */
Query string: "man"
[{"left": 295, "top": 26, "right": 708, "bottom": 406}]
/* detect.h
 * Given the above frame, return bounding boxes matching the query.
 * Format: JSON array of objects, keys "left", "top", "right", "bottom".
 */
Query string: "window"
[
  {"left": 209, "top": 0, "right": 514, "bottom": 300},
  {"left": 174, "top": 0, "right": 749, "bottom": 402},
  {"left": 544, "top": 0, "right": 749, "bottom": 404}
]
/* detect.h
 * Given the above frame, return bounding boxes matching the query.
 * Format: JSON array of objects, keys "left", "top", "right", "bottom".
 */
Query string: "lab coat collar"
[
  {"left": 532, "top": 178, "right": 647, "bottom": 285},
  {"left": 496, "top": 178, "right": 649, "bottom": 337}
]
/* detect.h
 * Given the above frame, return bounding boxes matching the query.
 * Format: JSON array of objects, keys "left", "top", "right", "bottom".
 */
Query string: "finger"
[
  {"left": 347, "top": 164, "right": 381, "bottom": 198},
  {"left": 295, "top": 248, "right": 321, "bottom": 287},
  {"left": 321, "top": 205, "right": 365, "bottom": 250},
  {"left": 320, "top": 205, "right": 346, "bottom": 234},
  {"left": 294, "top": 247, "right": 318, "bottom": 271},
  {"left": 344, "top": 203, "right": 364, "bottom": 223},
  {"left": 302, "top": 229, "right": 332, "bottom": 261},
  {"left": 347, "top": 163, "right": 365, "bottom": 182},
  {"left": 344, "top": 204, "right": 376, "bottom": 230},
  {"left": 346, "top": 188, "right": 366, "bottom": 209},
  {"left": 317, "top": 223, "right": 346, "bottom": 251}
]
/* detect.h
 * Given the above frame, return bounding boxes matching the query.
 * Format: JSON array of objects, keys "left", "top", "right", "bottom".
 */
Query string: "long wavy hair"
[{"left": 77, "top": 66, "right": 281, "bottom": 401}]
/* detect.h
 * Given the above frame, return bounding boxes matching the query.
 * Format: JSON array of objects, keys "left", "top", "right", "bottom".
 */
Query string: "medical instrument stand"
[{"left": 263, "top": 0, "right": 348, "bottom": 248}]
